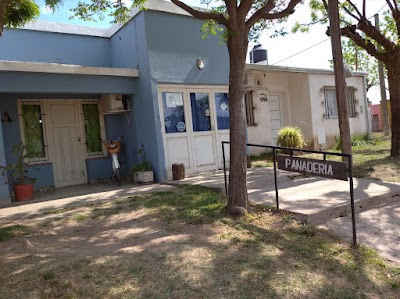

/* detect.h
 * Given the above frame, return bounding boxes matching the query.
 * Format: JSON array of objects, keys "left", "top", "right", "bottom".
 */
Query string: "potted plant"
[
  {"left": 0, "top": 143, "right": 37, "bottom": 201},
  {"left": 131, "top": 146, "right": 154, "bottom": 184}
]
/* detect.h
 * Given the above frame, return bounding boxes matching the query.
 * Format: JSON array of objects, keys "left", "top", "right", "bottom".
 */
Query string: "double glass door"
[{"left": 160, "top": 86, "right": 230, "bottom": 177}]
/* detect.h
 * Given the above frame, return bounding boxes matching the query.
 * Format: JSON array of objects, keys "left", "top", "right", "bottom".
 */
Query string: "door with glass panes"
[{"left": 159, "top": 86, "right": 230, "bottom": 178}]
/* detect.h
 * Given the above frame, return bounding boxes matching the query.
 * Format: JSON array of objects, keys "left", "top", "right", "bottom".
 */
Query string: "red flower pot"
[{"left": 13, "top": 183, "right": 34, "bottom": 201}]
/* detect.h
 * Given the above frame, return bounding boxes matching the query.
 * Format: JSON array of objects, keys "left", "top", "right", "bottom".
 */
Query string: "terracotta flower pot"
[{"left": 13, "top": 183, "right": 34, "bottom": 201}]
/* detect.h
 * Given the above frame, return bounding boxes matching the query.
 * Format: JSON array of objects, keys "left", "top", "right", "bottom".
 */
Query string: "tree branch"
[
  {"left": 170, "top": 0, "right": 229, "bottom": 28},
  {"left": 341, "top": 25, "right": 386, "bottom": 62},
  {"left": 342, "top": 5, "right": 361, "bottom": 22},
  {"left": 238, "top": 0, "right": 254, "bottom": 20},
  {"left": 356, "top": 17, "right": 396, "bottom": 51},
  {"left": 346, "top": 0, "right": 363, "bottom": 19},
  {"left": 245, "top": 0, "right": 275, "bottom": 32},
  {"left": 386, "top": 0, "right": 395, "bottom": 12},
  {"left": 245, "top": 0, "right": 301, "bottom": 32}
]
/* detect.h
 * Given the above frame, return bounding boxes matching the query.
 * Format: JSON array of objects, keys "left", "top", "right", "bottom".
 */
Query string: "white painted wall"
[
  {"left": 308, "top": 74, "right": 368, "bottom": 149},
  {"left": 246, "top": 70, "right": 291, "bottom": 154},
  {"left": 246, "top": 67, "right": 368, "bottom": 154},
  {"left": 287, "top": 73, "right": 313, "bottom": 146}
]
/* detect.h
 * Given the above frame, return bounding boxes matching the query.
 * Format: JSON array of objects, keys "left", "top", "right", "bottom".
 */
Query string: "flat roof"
[{"left": 246, "top": 63, "right": 368, "bottom": 77}]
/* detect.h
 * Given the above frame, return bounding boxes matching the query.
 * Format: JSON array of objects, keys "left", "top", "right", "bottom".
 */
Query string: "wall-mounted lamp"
[
  {"left": 1, "top": 112, "right": 12, "bottom": 123},
  {"left": 197, "top": 57, "right": 205, "bottom": 70}
]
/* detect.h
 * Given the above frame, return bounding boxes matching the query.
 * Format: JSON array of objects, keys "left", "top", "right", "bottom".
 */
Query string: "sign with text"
[{"left": 277, "top": 155, "right": 348, "bottom": 181}]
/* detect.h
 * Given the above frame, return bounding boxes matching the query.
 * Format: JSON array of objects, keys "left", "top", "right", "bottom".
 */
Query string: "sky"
[{"left": 35, "top": 0, "right": 388, "bottom": 103}]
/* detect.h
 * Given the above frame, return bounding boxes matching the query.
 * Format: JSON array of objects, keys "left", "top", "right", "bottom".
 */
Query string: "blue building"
[{"left": 0, "top": 0, "right": 230, "bottom": 203}]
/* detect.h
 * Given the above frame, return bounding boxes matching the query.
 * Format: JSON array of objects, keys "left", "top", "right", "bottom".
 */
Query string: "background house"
[{"left": 244, "top": 64, "right": 370, "bottom": 154}]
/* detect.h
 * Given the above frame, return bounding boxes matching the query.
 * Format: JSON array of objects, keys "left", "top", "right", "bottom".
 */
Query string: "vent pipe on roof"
[{"left": 250, "top": 44, "right": 268, "bottom": 64}]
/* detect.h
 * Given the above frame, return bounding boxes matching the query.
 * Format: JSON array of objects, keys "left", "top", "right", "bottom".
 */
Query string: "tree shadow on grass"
[{"left": 0, "top": 185, "right": 398, "bottom": 298}]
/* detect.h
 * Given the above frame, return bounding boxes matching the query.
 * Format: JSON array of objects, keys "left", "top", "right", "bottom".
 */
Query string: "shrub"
[
  {"left": 276, "top": 127, "right": 306, "bottom": 149},
  {"left": 334, "top": 133, "right": 375, "bottom": 150}
]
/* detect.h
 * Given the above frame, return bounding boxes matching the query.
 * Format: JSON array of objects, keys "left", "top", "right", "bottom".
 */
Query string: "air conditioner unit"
[{"left": 99, "top": 94, "right": 130, "bottom": 114}]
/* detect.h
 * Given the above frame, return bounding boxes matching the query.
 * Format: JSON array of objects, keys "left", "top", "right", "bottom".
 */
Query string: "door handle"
[{"left": 76, "top": 136, "right": 81, "bottom": 142}]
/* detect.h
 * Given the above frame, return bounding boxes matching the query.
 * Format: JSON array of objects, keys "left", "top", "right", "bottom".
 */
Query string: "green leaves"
[{"left": 4, "top": 0, "right": 40, "bottom": 28}]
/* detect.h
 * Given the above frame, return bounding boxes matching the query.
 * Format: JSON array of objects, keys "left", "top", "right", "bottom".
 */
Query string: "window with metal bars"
[
  {"left": 20, "top": 103, "right": 46, "bottom": 160},
  {"left": 324, "top": 86, "right": 357, "bottom": 119},
  {"left": 245, "top": 91, "right": 255, "bottom": 126},
  {"left": 82, "top": 104, "right": 102, "bottom": 155}
]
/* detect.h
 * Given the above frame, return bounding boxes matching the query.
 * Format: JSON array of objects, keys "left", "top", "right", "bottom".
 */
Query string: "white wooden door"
[
  {"left": 189, "top": 91, "right": 218, "bottom": 173},
  {"left": 46, "top": 102, "right": 87, "bottom": 187},
  {"left": 269, "top": 95, "right": 282, "bottom": 145}
]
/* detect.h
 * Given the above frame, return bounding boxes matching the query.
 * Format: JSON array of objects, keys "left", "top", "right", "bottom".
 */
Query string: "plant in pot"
[
  {"left": 0, "top": 143, "right": 37, "bottom": 201},
  {"left": 131, "top": 146, "right": 154, "bottom": 184}
]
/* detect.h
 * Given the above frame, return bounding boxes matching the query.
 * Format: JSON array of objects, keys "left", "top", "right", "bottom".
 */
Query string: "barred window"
[
  {"left": 20, "top": 103, "right": 46, "bottom": 160},
  {"left": 82, "top": 104, "right": 102, "bottom": 155},
  {"left": 324, "top": 86, "right": 357, "bottom": 118},
  {"left": 245, "top": 92, "right": 255, "bottom": 126}
]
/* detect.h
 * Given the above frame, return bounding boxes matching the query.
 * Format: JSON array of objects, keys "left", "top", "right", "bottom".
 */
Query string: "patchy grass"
[
  {"left": 0, "top": 185, "right": 399, "bottom": 298},
  {"left": 0, "top": 225, "right": 29, "bottom": 242},
  {"left": 250, "top": 134, "right": 400, "bottom": 182}
]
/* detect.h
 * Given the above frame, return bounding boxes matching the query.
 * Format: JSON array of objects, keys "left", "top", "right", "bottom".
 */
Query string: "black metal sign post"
[{"left": 221, "top": 141, "right": 357, "bottom": 247}]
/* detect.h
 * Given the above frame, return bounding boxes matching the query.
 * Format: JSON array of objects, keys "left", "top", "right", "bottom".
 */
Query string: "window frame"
[
  {"left": 245, "top": 91, "right": 255, "bottom": 126},
  {"left": 80, "top": 100, "right": 107, "bottom": 158},
  {"left": 17, "top": 100, "right": 49, "bottom": 164},
  {"left": 323, "top": 86, "right": 357, "bottom": 119}
]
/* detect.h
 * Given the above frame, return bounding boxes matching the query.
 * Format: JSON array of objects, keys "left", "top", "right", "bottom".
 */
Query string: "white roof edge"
[
  {"left": 0, "top": 60, "right": 139, "bottom": 77},
  {"left": 21, "top": 20, "right": 109, "bottom": 37},
  {"left": 106, "top": 0, "right": 192, "bottom": 37},
  {"left": 246, "top": 63, "right": 368, "bottom": 77},
  {"left": 18, "top": 0, "right": 193, "bottom": 38}
]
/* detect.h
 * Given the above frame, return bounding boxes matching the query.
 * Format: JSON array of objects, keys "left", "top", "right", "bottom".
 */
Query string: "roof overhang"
[
  {"left": 0, "top": 60, "right": 139, "bottom": 78},
  {"left": 246, "top": 63, "right": 368, "bottom": 77}
]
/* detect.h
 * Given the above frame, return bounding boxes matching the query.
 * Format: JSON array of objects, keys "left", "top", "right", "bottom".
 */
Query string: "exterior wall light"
[
  {"left": 197, "top": 58, "right": 205, "bottom": 70},
  {"left": 1, "top": 112, "right": 12, "bottom": 123}
]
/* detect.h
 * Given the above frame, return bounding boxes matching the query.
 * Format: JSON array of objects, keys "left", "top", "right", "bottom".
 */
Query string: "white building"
[{"left": 244, "top": 64, "right": 369, "bottom": 154}]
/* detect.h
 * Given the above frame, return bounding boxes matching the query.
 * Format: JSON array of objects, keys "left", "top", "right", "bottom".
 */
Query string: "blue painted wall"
[
  {"left": 145, "top": 11, "right": 229, "bottom": 85},
  {"left": 125, "top": 11, "right": 230, "bottom": 181},
  {"left": 0, "top": 122, "right": 10, "bottom": 203},
  {"left": 0, "top": 72, "right": 137, "bottom": 94},
  {"left": 111, "top": 21, "right": 139, "bottom": 69},
  {"left": 0, "top": 29, "right": 111, "bottom": 67}
]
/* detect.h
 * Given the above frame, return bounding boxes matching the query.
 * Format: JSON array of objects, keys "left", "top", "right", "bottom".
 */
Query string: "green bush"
[
  {"left": 334, "top": 133, "right": 376, "bottom": 150},
  {"left": 276, "top": 127, "right": 306, "bottom": 149}
]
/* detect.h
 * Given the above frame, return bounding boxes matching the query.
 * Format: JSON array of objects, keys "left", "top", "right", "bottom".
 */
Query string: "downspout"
[{"left": 362, "top": 75, "right": 371, "bottom": 134}]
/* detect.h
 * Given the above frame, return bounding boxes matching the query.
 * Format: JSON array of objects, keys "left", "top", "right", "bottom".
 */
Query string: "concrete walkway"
[
  {"left": 0, "top": 182, "right": 174, "bottom": 225},
  {"left": 171, "top": 168, "right": 400, "bottom": 223}
]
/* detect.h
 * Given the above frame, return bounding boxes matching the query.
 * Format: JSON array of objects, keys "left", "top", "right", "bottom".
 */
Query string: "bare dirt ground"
[{"left": 320, "top": 200, "right": 400, "bottom": 265}]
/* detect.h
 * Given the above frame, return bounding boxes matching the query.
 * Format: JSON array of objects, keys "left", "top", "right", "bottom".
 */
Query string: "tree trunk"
[
  {"left": 226, "top": 29, "right": 249, "bottom": 215},
  {"left": 386, "top": 63, "right": 400, "bottom": 157},
  {"left": 375, "top": 14, "right": 390, "bottom": 136},
  {"left": 328, "top": 0, "right": 352, "bottom": 159}
]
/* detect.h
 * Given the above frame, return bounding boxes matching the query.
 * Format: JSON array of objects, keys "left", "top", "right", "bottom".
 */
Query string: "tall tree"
[{"left": 297, "top": 0, "right": 400, "bottom": 157}]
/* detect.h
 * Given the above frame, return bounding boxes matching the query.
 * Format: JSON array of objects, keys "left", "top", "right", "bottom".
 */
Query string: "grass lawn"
[
  {"left": 251, "top": 134, "right": 400, "bottom": 182},
  {"left": 0, "top": 185, "right": 399, "bottom": 298}
]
